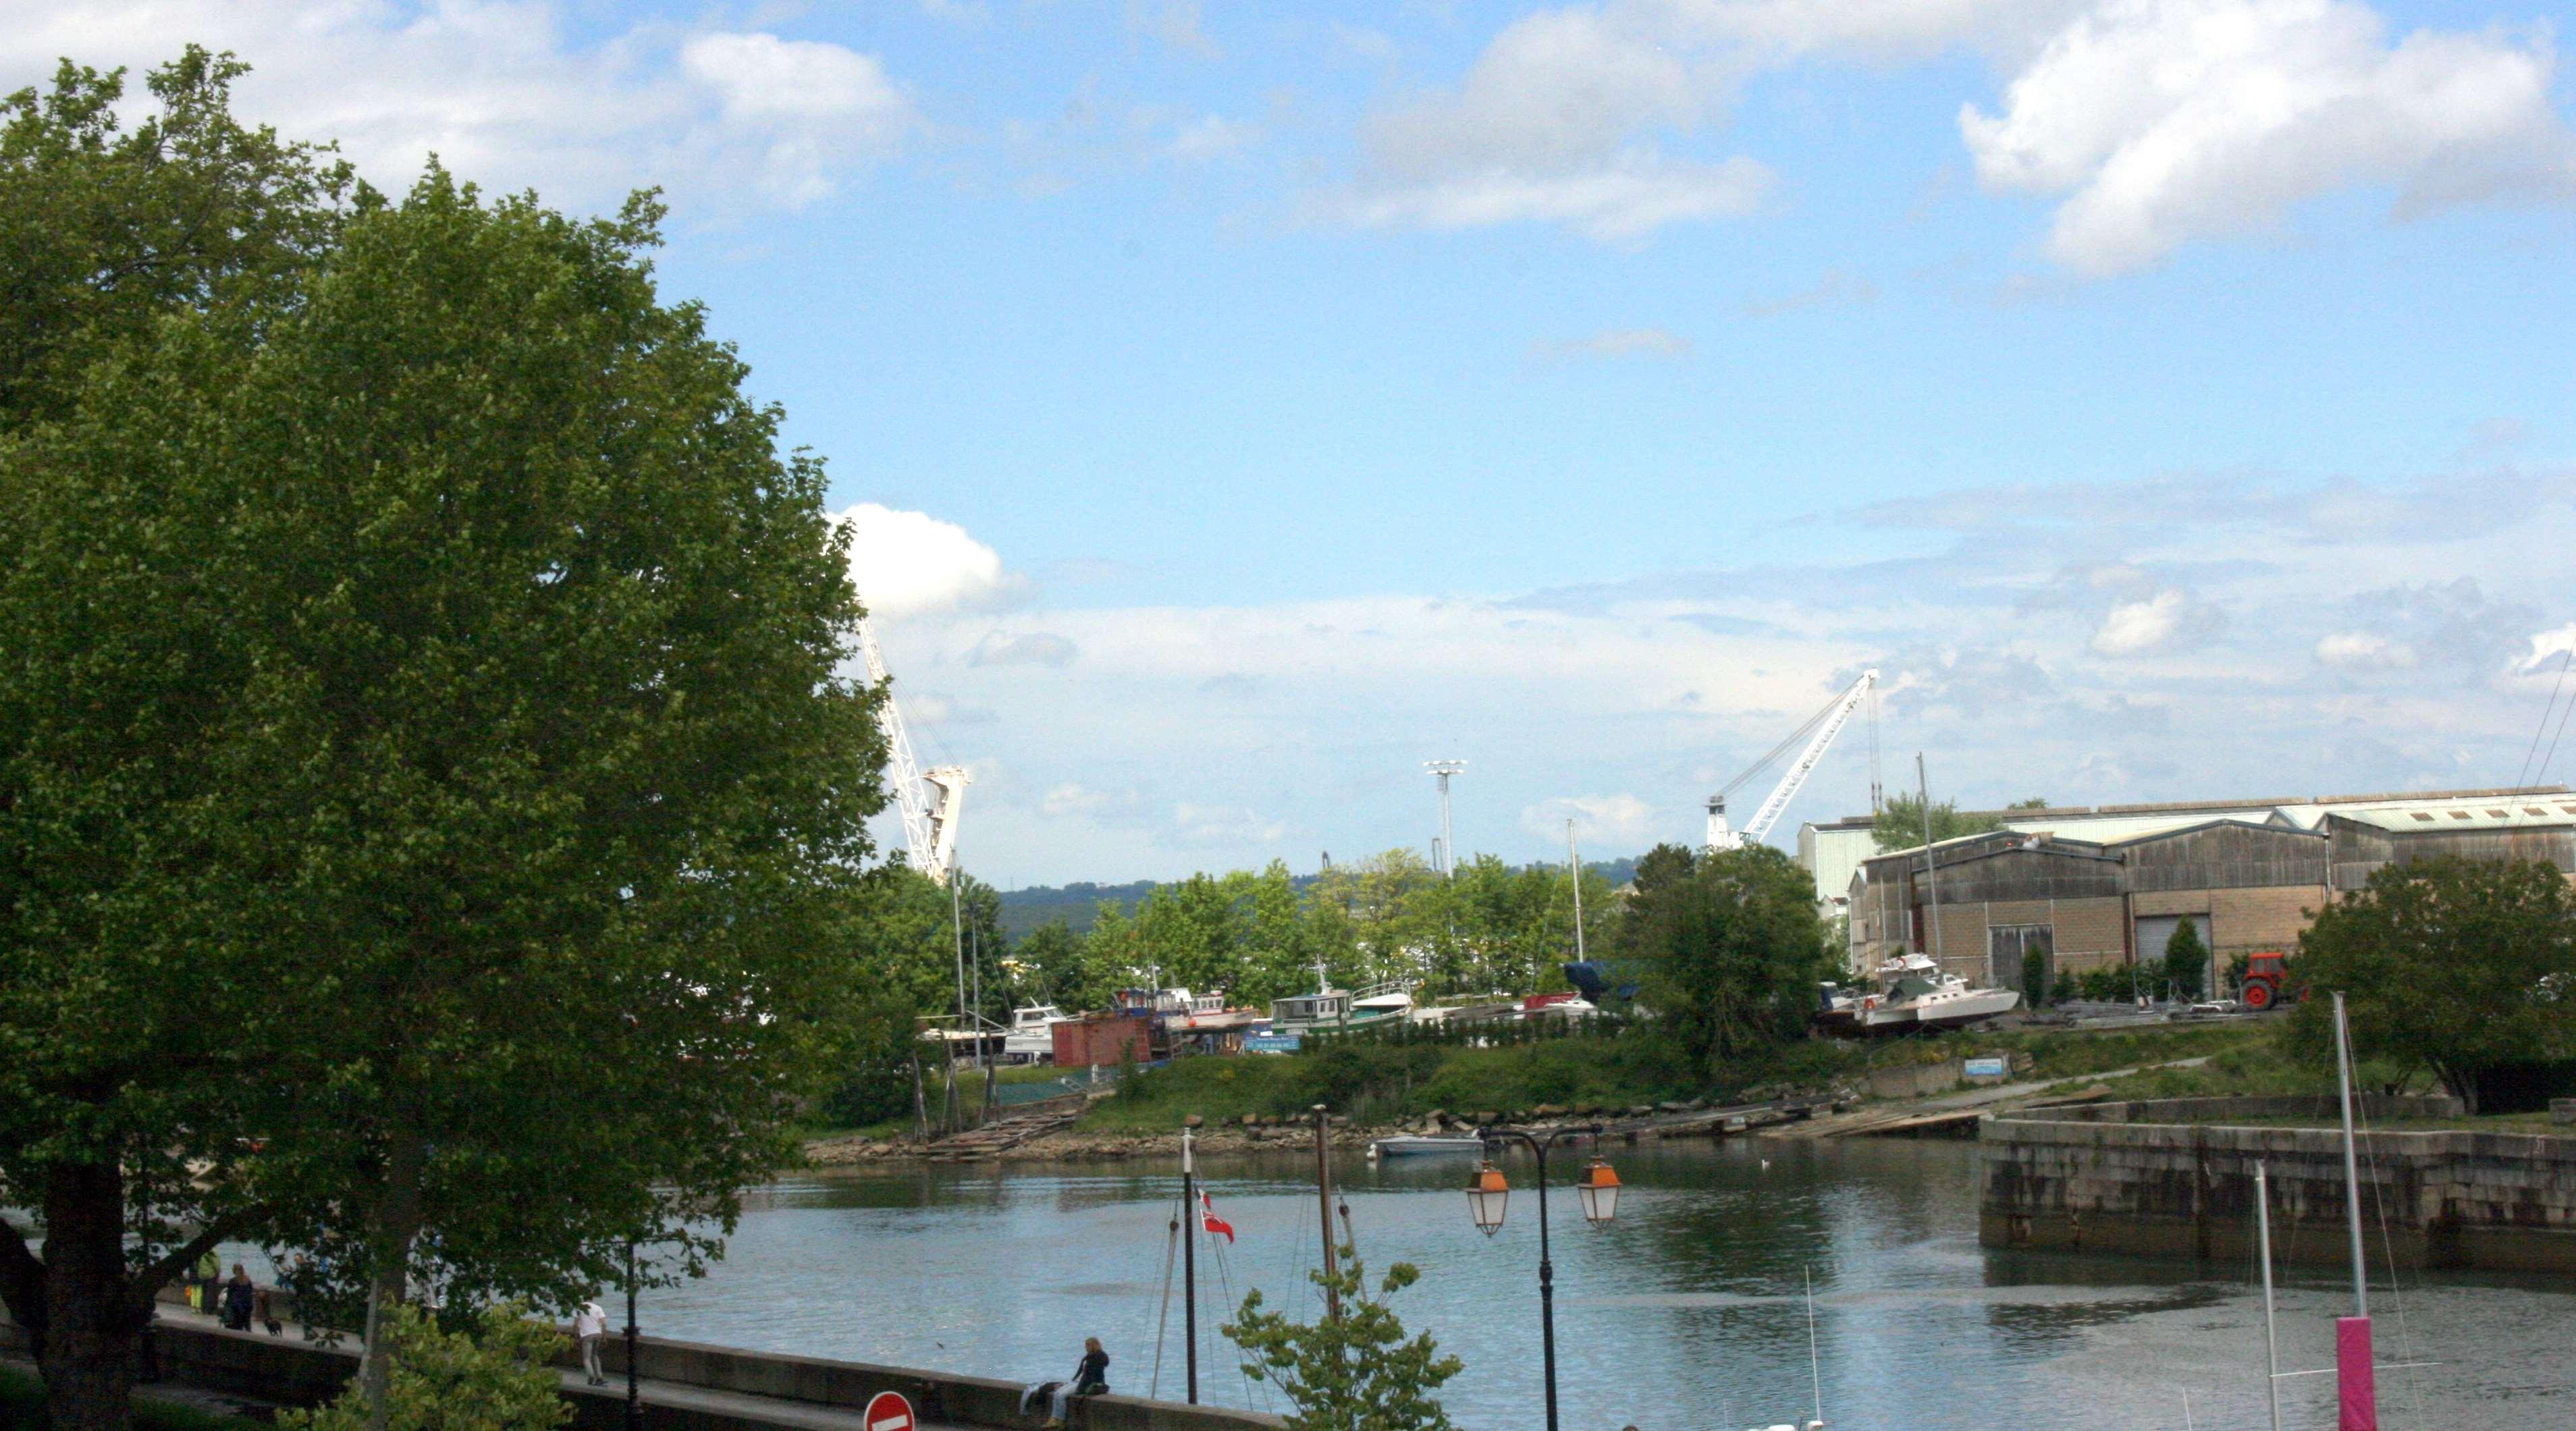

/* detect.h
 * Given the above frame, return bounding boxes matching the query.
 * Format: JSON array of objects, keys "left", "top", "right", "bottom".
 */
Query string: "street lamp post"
[
  {"left": 1466, "top": 1124, "right": 1619, "bottom": 1431},
  {"left": 623, "top": 1239, "right": 641, "bottom": 1431}
]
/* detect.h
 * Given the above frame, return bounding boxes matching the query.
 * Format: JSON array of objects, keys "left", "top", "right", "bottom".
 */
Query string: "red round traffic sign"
[{"left": 863, "top": 1391, "right": 915, "bottom": 1431}]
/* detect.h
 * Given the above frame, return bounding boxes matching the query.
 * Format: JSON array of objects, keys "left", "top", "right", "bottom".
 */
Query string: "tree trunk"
[
  {"left": 38, "top": 1160, "right": 142, "bottom": 1431},
  {"left": 358, "top": 1131, "right": 427, "bottom": 1431}
]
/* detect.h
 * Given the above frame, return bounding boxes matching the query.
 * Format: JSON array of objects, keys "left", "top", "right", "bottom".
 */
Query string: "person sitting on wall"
[{"left": 1019, "top": 1336, "right": 1110, "bottom": 1428}]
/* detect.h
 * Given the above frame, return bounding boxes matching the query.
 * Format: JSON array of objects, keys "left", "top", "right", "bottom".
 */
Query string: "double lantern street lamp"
[{"left": 1465, "top": 1125, "right": 1621, "bottom": 1431}]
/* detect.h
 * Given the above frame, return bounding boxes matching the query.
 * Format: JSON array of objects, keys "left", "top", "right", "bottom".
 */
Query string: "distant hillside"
[{"left": 995, "top": 856, "right": 1640, "bottom": 941}]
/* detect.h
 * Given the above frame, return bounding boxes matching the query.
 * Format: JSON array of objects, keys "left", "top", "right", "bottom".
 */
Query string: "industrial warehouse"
[{"left": 1809, "top": 786, "right": 2576, "bottom": 990}]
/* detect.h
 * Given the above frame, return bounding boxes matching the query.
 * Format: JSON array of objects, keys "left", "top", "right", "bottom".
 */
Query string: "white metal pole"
[
  {"left": 1916, "top": 754, "right": 1948, "bottom": 973},
  {"left": 1566, "top": 819, "right": 1586, "bottom": 963},
  {"left": 2256, "top": 1160, "right": 2282, "bottom": 1431},
  {"left": 2333, "top": 991, "right": 2368, "bottom": 1318}
]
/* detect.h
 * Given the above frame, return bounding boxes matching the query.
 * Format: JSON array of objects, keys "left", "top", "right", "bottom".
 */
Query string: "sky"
[{"left": 14, "top": 0, "right": 2576, "bottom": 886}]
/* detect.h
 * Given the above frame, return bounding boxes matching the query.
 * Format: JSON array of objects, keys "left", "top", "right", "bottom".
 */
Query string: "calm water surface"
[{"left": 631, "top": 1140, "right": 2573, "bottom": 1430}]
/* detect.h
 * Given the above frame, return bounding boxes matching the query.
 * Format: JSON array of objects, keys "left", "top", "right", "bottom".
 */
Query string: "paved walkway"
[{"left": 1764, "top": 1056, "right": 2215, "bottom": 1139}]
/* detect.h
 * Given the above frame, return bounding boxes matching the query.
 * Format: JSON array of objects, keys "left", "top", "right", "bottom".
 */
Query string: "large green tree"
[
  {"left": 2287, "top": 857, "right": 2576, "bottom": 1113},
  {"left": 1870, "top": 794, "right": 2022, "bottom": 853},
  {"left": 1628, "top": 844, "right": 1830, "bottom": 1074},
  {"left": 5, "top": 138, "right": 887, "bottom": 1431},
  {"left": 0, "top": 51, "right": 360, "bottom": 1431}
]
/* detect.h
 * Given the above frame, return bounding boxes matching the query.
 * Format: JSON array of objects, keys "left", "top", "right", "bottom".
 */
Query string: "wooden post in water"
[{"left": 1313, "top": 1104, "right": 1340, "bottom": 1320}]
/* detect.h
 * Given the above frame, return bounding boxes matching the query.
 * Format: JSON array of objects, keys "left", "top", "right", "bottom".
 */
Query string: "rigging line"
[
  {"left": 1206, "top": 1226, "right": 1270, "bottom": 1415},
  {"left": 1149, "top": 1207, "right": 1179, "bottom": 1401},
  {"left": 2539, "top": 669, "right": 2576, "bottom": 788},
  {"left": 2515, "top": 643, "right": 2574, "bottom": 789},
  {"left": 1717, "top": 696, "right": 1841, "bottom": 800},
  {"left": 2359, "top": 1098, "right": 2428, "bottom": 1430}
]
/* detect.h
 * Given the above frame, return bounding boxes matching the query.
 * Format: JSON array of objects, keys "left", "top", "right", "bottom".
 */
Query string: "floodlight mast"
[
  {"left": 857, "top": 616, "right": 969, "bottom": 885},
  {"left": 1706, "top": 669, "right": 1878, "bottom": 850},
  {"left": 1425, "top": 761, "right": 1467, "bottom": 877}
]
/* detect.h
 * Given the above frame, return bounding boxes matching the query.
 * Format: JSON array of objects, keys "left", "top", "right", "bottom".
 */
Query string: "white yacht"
[
  {"left": 1000, "top": 1003, "right": 1069, "bottom": 1064},
  {"left": 1818, "top": 953, "right": 2020, "bottom": 1036}
]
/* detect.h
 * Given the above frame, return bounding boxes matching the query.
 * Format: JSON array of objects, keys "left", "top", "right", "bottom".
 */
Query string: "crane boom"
[
  {"left": 1707, "top": 669, "right": 1878, "bottom": 850},
  {"left": 858, "top": 616, "right": 969, "bottom": 884}
]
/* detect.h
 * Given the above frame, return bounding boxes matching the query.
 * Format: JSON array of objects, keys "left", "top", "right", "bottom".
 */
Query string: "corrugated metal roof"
[{"left": 2328, "top": 805, "right": 2576, "bottom": 832}]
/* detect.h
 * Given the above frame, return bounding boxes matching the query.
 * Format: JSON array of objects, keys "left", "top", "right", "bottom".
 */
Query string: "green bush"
[{"left": 276, "top": 1303, "right": 568, "bottom": 1431}]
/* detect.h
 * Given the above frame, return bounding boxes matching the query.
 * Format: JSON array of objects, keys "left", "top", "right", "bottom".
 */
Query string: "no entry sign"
[{"left": 863, "top": 1390, "right": 915, "bottom": 1431}]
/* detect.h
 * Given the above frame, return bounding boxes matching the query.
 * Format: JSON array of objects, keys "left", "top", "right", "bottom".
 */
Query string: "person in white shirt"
[{"left": 574, "top": 1301, "right": 610, "bottom": 1386}]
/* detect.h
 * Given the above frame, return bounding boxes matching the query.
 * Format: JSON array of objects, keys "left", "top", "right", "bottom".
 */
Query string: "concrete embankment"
[
  {"left": 3, "top": 1313, "right": 1279, "bottom": 1431},
  {"left": 1980, "top": 1095, "right": 2576, "bottom": 1273}
]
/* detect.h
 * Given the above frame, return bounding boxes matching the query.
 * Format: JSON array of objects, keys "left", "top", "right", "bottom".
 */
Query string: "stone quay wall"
[{"left": 1979, "top": 1095, "right": 2576, "bottom": 1274}]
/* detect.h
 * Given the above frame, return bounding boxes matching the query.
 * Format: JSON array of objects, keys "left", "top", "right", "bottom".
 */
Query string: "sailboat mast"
[
  {"left": 2256, "top": 1160, "right": 2282, "bottom": 1431},
  {"left": 1181, "top": 1124, "right": 1199, "bottom": 1405},
  {"left": 1566, "top": 819, "right": 1586, "bottom": 962},
  {"left": 2333, "top": 991, "right": 2367, "bottom": 1317}
]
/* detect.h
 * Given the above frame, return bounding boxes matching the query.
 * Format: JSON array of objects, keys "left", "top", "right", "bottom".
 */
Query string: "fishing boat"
[
  {"left": 1815, "top": 952, "right": 2018, "bottom": 1036},
  {"left": 1366, "top": 1135, "right": 1486, "bottom": 1159},
  {"left": 1267, "top": 960, "right": 1416, "bottom": 1038}
]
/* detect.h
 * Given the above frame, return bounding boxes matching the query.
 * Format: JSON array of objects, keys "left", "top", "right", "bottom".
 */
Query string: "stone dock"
[{"left": 1979, "top": 1094, "right": 2576, "bottom": 1273}]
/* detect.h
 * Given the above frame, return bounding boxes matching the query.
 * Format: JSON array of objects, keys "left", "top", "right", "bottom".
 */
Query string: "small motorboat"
[{"left": 1367, "top": 1135, "right": 1487, "bottom": 1159}]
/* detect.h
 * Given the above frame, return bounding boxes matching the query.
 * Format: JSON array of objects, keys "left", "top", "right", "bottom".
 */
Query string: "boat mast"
[
  {"left": 2334, "top": 992, "right": 2367, "bottom": 1316},
  {"left": 1181, "top": 1123, "right": 1199, "bottom": 1404},
  {"left": 1916, "top": 754, "right": 1948, "bottom": 973},
  {"left": 1566, "top": 819, "right": 1586, "bottom": 963},
  {"left": 1313, "top": 1104, "right": 1341, "bottom": 1320},
  {"left": 2256, "top": 1160, "right": 2282, "bottom": 1431}
]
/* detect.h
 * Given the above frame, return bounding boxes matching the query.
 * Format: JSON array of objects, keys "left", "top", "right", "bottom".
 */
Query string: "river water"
[{"left": 627, "top": 1139, "right": 2574, "bottom": 1430}]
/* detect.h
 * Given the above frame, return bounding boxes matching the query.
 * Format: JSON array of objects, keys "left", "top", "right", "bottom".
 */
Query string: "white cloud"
[
  {"left": 1530, "top": 326, "right": 1693, "bottom": 362},
  {"left": 834, "top": 503, "right": 1024, "bottom": 619},
  {"left": 1960, "top": 0, "right": 2576, "bottom": 274},
  {"left": 1127, "top": 0, "right": 1223, "bottom": 59},
  {"left": 2525, "top": 623, "right": 2576, "bottom": 672},
  {"left": 1335, "top": 0, "right": 2576, "bottom": 260},
  {"left": 1174, "top": 803, "right": 1288, "bottom": 846},
  {"left": 2315, "top": 632, "right": 2418, "bottom": 670},
  {"left": 2091, "top": 589, "right": 2210, "bottom": 655},
  {"left": 1743, "top": 267, "right": 1878, "bottom": 318},
  {"left": 1040, "top": 783, "right": 1143, "bottom": 819},
  {"left": 2, "top": 5, "right": 917, "bottom": 216},
  {"left": 1170, "top": 115, "right": 1261, "bottom": 163},
  {"left": 970, "top": 632, "right": 1079, "bottom": 668},
  {"left": 1522, "top": 794, "right": 1662, "bottom": 846}
]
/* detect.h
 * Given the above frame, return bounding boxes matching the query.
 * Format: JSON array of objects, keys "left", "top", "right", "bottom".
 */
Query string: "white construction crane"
[
  {"left": 857, "top": 616, "right": 969, "bottom": 884},
  {"left": 1706, "top": 669, "right": 1879, "bottom": 850}
]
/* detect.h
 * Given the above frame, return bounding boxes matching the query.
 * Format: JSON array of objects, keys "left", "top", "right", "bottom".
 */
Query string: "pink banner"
[{"left": 2337, "top": 1316, "right": 2378, "bottom": 1431}]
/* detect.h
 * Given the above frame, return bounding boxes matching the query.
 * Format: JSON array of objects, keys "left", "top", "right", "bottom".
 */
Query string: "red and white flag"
[{"left": 1199, "top": 1191, "right": 1235, "bottom": 1243}]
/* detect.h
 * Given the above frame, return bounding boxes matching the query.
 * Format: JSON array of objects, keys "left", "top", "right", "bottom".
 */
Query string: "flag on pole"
[{"left": 1200, "top": 1191, "right": 1235, "bottom": 1243}]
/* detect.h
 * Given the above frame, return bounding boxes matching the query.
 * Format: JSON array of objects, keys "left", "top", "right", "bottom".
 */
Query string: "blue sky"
[{"left": 16, "top": 1, "right": 2576, "bottom": 884}]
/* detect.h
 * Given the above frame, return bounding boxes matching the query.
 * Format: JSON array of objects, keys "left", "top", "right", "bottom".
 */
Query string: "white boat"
[
  {"left": 1817, "top": 953, "right": 2019, "bottom": 1036},
  {"left": 1000, "top": 1004, "right": 1069, "bottom": 1064},
  {"left": 1268, "top": 965, "right": 1416, "bottom": 1037},
  {"left": 1367, "top": 1135, "right": 1486, "bottom": 1159}
]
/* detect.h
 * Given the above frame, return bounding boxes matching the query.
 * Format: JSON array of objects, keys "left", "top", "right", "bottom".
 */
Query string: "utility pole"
[{"left": 1425, "top": 761, "right": 1466, "bottom": 877}]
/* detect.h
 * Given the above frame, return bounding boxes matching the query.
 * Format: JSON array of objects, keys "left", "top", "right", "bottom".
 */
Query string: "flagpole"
[{"left": 1182, "top": 1119, "right": 1199, "bottom": 1405}]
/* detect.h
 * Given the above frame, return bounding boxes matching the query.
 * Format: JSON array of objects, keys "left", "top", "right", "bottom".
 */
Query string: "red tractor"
[{"left": 2240, "top": 950, "right": 2297, "bottom": 1010}]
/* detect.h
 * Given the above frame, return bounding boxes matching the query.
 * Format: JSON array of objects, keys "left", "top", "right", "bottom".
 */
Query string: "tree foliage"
[
  {"left": 1871, "top": 794, "right": 2014, "bottom": 853},
  {"left": 2159, "top": 917, "right": 2208, "bottom": 1002},
  {"left": 1627, "top": 844, "right": 1831, "bottom": 1074},
  {"left": 1, "top": 58, "right": 885, "bottom": 1431},
  {"left": 2286, "top": 857, "right": 2576, "bottom": 1112},
  {"left": 1224, "top": 1250, "right": 1461, "bottom": 1431},
  {"left": 0, "top": 49, "right": 367, "bottom": 1431},
  {"left": 277, "top": 1303, "right": 570, "bottom": 1431}
]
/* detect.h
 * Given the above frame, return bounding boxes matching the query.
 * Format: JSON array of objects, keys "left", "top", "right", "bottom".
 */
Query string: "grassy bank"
[{"left": 1083, "top": 1019, "right": 2281, "bottom": 1132}]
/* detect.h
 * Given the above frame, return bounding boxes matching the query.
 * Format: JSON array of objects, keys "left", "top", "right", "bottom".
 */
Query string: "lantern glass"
[
  {"left": 1577, "top": 1161, "right": 1621, "bottom": 1226},
  {"left": 1467, "top": 1163, "right": 1509, "bottom": 1235}
]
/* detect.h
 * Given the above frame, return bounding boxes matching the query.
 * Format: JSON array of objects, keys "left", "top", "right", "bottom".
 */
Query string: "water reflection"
[{"left": 639, "top": 1139, "right": 2573, "bottom": 1429}]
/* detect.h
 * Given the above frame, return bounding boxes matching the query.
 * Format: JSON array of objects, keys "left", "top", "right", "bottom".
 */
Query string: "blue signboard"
[
  {"left": 1243, "top": 1033, "right": 1302, "bottom": 1054},
  {"left": 1964, "top": 1056, "right": 2008, "bottom": 1078}
]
